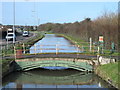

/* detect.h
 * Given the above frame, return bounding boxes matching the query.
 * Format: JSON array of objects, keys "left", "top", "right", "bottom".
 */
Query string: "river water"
[{"left": 2, "top": 34, "right": 116, "bottom": 89}]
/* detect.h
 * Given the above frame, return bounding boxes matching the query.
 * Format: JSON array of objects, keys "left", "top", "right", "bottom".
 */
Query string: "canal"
[
  {"left": 30, "top": 34, "right": 81, "bottom": 54},
  {"left": 2, "top": 68, "right": 115, "bottom": 89},
  {"left": 2, "top": 34, "right": 116, "bottom": 89}
]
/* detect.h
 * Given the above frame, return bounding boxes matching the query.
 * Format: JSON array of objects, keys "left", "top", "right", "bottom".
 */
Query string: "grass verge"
[{"left": 95, "top": 62, "right": 119, "bottom": 89}]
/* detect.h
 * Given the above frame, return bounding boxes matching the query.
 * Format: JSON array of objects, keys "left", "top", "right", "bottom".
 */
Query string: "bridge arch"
[{"left": 15, "top": 58, "right": 93, "bottom": 72}]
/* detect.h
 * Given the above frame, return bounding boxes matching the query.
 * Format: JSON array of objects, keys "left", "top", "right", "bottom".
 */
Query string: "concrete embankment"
[{"left": 2, "top": 60, "right": 15, "bottom": 78}]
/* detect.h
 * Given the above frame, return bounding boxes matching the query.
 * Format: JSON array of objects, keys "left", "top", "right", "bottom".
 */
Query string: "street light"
[
  {"left": 13, "top": 0, "right": 15, "bottom": 44},
  {"left": 37, "top": 18, "right": 40, "bottom": 30}
]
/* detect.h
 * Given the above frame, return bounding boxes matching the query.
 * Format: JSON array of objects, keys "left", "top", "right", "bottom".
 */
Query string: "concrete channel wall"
[{"left": 97, "top": 56, "right": 116, "bottom": 65}]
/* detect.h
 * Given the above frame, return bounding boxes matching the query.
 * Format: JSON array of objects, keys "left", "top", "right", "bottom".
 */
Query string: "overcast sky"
[{"left": 1, "top": 2, "right": 118, "bottom": 25}]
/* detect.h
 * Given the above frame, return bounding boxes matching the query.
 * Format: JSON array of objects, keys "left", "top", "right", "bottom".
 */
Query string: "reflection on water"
[
  {"left": 2, "top": 68, "right": 115, "bottom": 89},
  {"left": 42, "top": 66, "right": 68, "bottom": 70},
  {"left": 30, "top": 34, "right": 81, "bottom": 54}
]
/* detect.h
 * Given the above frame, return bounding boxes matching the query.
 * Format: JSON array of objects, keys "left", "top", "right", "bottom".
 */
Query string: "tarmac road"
[{"left": 0, "top": 31, "right": 34, "bottom": 46}]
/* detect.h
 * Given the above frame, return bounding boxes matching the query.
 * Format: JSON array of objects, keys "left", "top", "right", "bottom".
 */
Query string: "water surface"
[
  {"left": 30, "top": 34, "right": 81, "bottom": 54},
  {"left": 2, "top": 68, "right": 115, "bottom": 89}
]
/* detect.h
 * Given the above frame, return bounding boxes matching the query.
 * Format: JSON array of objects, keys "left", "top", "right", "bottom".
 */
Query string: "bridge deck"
[{"left": 4, "top": 53, "right": 97, "bottom": 60}]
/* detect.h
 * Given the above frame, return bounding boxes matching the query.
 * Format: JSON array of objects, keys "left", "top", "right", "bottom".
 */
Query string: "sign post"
[
  {"left": 99, "top": 36, "right": 103, "bottom": 43},
  {"left": 99, "top": 36, "right": 104, "bottom": 54},
  {"left": 111, "top": 42, "right": 115, "bottom": 54}
]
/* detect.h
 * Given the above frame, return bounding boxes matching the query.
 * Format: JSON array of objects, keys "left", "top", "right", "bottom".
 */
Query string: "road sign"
[{"left": 99, "top": 36, "right": 103, "bottom": 42}]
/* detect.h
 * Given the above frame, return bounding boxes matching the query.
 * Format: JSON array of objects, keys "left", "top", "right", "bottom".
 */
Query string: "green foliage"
[{"left": 39, "top": 11, "right": 118, "bottom": 51}]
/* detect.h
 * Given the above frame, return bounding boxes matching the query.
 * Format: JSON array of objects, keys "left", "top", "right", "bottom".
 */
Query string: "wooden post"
[
  {"left": 82, "top": 46, "right": 84, "bottom": 52},
  {"left": 93, "top": 45, "right": 94, "bottom": 53},
  {"left": 56, "top": 44, "right": 58, "bottom": 55},
  {"left": 7, "top": 38, "right": 8, "bottom": 50},
  {"left": 77, "top": 45, "right": 79, "bottom": 58},
  {"left": 14, "top": 46, "right": 16, "bottom": 60},
  {"left": 4, "top": 45, "right": 6, "bottom": 55},
  {"left": 89, "top": 37, "right": 92, "bottom": 52},
  {"left": 40, "top": 45, "right": 42, "bottom": 53},
  {"left": 22, "top": 43, "right": 25, "bottom": 54},
  {"left": 34, "top": 44, "right": 36, "bottom": 55},
  {"left": 97, "top": 46, "right": 100, "bottom": 65},
  {"left": 98, "top": 46, "right": 100, "bottom": 54}
]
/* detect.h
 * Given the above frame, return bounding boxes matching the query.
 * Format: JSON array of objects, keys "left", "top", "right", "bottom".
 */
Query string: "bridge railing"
[
  {"left": 2, "top": 43, "right": 98, "bottom": 59},
  {"left": 12, "top": 43, "right": 99, "bottom": 59}
]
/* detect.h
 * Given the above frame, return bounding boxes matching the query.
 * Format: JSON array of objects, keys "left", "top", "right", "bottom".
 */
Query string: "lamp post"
[
  {"left": 37, "top": 18, "right": 40, "bottom": 30},
  {"left": 13, "top": 0, "right": 15, "bottom": 44}
]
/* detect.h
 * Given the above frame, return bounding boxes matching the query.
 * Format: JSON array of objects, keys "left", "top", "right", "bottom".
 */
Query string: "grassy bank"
[{"left": 95, "top": 62, "right": 119, "bottom": 89}]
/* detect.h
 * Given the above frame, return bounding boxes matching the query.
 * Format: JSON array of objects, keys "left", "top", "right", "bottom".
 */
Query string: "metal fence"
[{"left": 2, "top": 42, "right": 117, "bottom": 60}]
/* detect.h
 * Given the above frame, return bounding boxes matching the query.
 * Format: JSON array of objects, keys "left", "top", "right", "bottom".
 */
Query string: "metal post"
[
  {"left": 7, "top": 32, "right": 8, "bottom": 49},
  {"left": 89, "top": 37, "right": 92, "bottom": 52},
  {"left": 13, "top": 0, "right": 15, "bottom": 44},
  {"left": 37, "top": 18, "right": 40, "bottom": 30}
]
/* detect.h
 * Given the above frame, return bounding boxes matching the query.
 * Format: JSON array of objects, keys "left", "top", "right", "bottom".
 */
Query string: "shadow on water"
[{"left": 2, "top": 67, "right": 116, "bottom": 89}]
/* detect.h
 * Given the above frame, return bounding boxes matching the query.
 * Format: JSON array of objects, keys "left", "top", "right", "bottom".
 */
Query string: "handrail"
[{"left": 2, "top": 43, "right": 98, "bottom": 59}]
